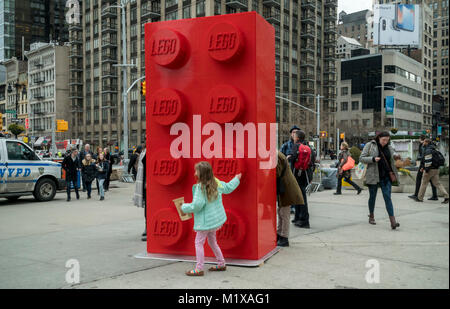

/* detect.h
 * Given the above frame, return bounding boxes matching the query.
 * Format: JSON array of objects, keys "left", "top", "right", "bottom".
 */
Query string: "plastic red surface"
[{"left": 145, "top": 12, "right": 276, "bottom": 260}]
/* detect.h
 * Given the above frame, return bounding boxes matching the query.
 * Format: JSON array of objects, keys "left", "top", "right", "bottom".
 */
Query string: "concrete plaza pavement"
[{"left": 0, "top": 181, "right": 448, "bottom": 289}]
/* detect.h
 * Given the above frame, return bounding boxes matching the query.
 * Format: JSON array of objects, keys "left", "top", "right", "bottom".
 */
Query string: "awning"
[{"left": 34, "top": 137, "right": 44, "bottom": 147}]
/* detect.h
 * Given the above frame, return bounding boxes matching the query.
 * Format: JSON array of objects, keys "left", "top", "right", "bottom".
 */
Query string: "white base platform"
[{"left": 135, "top": 247, "right": 281, "bottom": 267}]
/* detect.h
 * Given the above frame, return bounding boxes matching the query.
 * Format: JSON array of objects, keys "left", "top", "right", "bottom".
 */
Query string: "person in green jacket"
[{"left": 181, "top": 161, "right": 241, "bottom": 277}]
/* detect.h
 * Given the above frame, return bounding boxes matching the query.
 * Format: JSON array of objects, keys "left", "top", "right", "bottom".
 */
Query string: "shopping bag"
[
  {"left": 173, "top": 197, "right": 192, "bottom": 221},
  {"left": 355, "top": 162, "right": 367, "bottom": 180}
]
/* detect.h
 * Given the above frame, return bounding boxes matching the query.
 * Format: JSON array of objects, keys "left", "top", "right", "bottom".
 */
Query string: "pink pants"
[{"left": 195, "top": 228, "right": 225, "bottom": 271}]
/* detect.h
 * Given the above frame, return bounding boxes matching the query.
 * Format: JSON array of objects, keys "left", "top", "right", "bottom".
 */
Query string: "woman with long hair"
[
  {"left": 96, "top": 152, "right": 109, "bottom": 201},
  {"left": 360, "top": 131, "right": 400, "bottom": 229}
]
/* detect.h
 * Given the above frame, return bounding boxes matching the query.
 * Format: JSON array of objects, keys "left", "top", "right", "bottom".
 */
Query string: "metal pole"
[
  {"left": 316, "top": 94, "right": 320, "bottom": 161},
  {"left": 121, "top": 1, "right": 128, "bottom": 164}
]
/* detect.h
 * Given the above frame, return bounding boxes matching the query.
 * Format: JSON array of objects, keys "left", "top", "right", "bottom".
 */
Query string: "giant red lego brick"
[{"left": 145, "top": 12, "right": 276, "bottom": 260}]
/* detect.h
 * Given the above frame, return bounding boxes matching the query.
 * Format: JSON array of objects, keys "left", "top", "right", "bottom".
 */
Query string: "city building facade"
[
  {"left": 2, "top": 58, "right": 28, "bottom": 135},
  {"left": 337, "top": 50, "right": 425, "bottom": 139},
  {"left": 69, "top": 0, "right": 338, "bottom": 151},
  {"left": 0, "top": 0, "right": 69, "bottom": 62},
  {"left": 374, "top": 0, "right": 448, "bottom": 140},
  {"left": 337, "top": 9, "right": 372, "bottom": 48},
  {"left": 337, "top": 36, "right": 362, "bottom": 59},
  {"left": 25, "top": 43, "right": 71, "bottom": 143}
]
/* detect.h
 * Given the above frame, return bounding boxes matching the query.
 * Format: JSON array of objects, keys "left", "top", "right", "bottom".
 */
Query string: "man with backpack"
[
  {"left": 415, "top": 139, "right": 449, "bottom": 204},
  {"left": 288, "top": 130, "right": 316, "bottom": 228},
  {"left": 409, "top": 135, "right": 438, "bottom": 201}
]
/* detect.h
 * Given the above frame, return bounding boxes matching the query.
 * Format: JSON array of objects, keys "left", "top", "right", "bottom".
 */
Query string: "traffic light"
[
  {"left": 339, "top": 132, "right": 345, "bottom": 144},
  {"left": 56, "top": 119, "right": 68, "bottom": 132},
  {"left": 0, "top": 113, "right": 3, "bottom": 131},
  {"left": 141, "top": 80, "right": 146, "bottom": 96}
]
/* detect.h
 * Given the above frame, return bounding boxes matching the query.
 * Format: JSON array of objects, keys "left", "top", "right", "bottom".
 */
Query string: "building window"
[
  {"left": 341, "top": 102, "right": 348, "bottom": 111},
  {"left": 351, "top": 101, "right": 359, "bottom": 110},
  {"left": 341, "top": 87, "right": 348, "bottom": 96}
]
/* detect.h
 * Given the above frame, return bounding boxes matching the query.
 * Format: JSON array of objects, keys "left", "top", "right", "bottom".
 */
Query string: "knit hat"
[{"left": 290, "top": 125, "right": 300, "bottom": 133}]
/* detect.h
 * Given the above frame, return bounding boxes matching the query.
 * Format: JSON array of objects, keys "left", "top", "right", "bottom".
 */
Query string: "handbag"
[
  {"left": 379, "top": 148, "right": 398, "bottom": 184},
  {"left": 342, "top": 156, "right": 355, "bottom": 171}
]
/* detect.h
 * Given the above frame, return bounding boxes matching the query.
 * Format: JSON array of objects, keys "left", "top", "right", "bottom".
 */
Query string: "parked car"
[{"left": 0, "top": 138, "right": 65, "bottom": 202}]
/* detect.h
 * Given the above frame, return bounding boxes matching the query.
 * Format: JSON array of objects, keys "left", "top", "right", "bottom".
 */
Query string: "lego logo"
[
  {"left": 152, "top": 99, "right": 179, "bottom": 116},
  {"left": 150, "top": 208, "right": 187, "bottom": 247},
  {"left": 153, "top": 219, "right": 179, "bottom": 237},
  {"left": 208, "top": 32, "right": 237, "bottom": 51},
  {"left": 210, "top": 96, "right": 237, "bottom": 113},
  {"left": 211, "top": 158, "right": 241, "bottom": 178},
  {"left": 151, "top": 38, "right": 177, "bottom": 56},
  {"left": 149, "top": 28, "right": 188, "bottom": 68},
  {"left": 150, "top": 149, "right": 185, "bottom": 185},
  {"left": 207, "top": 23, "right": 243, "bottom": 62},
  {"left": 216, "top": 209, "right": 245, "bottom": 250},
  {"left": 208, "top": 85, "right": 243, "bottom": 123},
  {"left": 149, "top": 88, "right": 184, "bottom": 126}
]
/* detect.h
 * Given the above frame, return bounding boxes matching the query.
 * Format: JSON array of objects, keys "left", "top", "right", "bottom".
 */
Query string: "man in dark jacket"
[
  {"left": 62, "top": 148, "right": 81, "bottom": 202},
  {"left": 416, "top": 139, "right": 449, "bottom": 204},
  {"left": 103, "top": 147, "right": 114, "bottom": 191},
  {"left": 128, "top": 146, "right": 142, "bottom": 180},
  {"left": 409, "top": 135, "right": 437, "bottom": 201},
  {"left": 281, "top": 125, "right": 300, "bottom": 214}
]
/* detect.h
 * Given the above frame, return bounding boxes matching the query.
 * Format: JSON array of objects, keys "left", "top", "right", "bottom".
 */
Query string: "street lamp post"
[{"left": 103, "top": 0, "right": 135, "bottom": 182}]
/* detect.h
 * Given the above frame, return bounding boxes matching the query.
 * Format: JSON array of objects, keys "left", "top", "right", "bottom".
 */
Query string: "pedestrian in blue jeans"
[
  {"left": 360, "top": 131, "right": 401, "bottom": 230},
  {"left": 96, "top": 153, "right": 109, "bottom": 201}
]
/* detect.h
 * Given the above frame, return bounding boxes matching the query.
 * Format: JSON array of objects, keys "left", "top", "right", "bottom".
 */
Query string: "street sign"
[{"left": 5, "top": 110, "right": 16, "bottom": 114}]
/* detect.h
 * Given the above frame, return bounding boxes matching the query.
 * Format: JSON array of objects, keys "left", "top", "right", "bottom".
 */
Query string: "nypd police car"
[{"left": 0, "top": 138, "right": 65, "bottom": 202}]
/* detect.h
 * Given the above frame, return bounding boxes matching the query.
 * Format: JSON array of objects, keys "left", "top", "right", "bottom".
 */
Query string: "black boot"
[
  {"left": 428, "top": 196, "right": 439, "bottom": 201},
  {"left": 277, "top": 236, "right": 289, "bottom": 247}
]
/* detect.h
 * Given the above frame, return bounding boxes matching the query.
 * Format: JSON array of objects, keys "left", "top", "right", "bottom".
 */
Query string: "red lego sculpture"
[{"left": 145, "top": 12, "right": 276, "bottom": 261}]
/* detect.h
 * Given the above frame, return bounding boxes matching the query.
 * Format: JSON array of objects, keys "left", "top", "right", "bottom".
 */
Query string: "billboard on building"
[{"left": 373, "top": 4, "right": 422, "bottom": 47}]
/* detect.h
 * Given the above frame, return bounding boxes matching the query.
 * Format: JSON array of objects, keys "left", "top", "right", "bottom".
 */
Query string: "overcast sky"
[{"left": 338, "top": 0, "right": 373, "bottom": 14}]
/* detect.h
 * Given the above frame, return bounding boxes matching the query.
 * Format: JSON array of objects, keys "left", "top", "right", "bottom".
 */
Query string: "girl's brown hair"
[
  {"left": 195, "top": 161, "right": 218, "bottom": 202},
  {"left": 341, "top": 142, "right": 349, "bottom": 150}
]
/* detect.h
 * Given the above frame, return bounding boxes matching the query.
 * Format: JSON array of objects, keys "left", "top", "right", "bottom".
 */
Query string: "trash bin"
[{"left": 321, "top": 167, "right": 338, "bottom": 189}]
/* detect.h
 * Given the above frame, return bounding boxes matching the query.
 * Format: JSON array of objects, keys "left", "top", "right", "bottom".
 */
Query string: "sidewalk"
[{"left": 0, "top": 183, "right": 447, "bottom": 289}]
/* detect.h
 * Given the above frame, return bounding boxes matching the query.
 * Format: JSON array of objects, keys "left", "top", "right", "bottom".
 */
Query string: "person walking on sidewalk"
[
  {"left": 128, "top": 146, "right": 142, "bottom": 180},
  {"left": 334, "top": 142, "right": 362, "bottom": 195},
  {"left": 276, "top": 151, "right": 304, "bottom": 247},
  {"left": 281, "top": 125, "right": 300, "bottom": 215},
  {"left": 133, "top": 148, "right": 147, "bottom": 241},
  {"left": 96, "top": 153, "right": 109, "bottom": 201},
  {"left": 62, "top": 148, "right": 81, "bottom": 202},
  {"left": 288, "top": 130, "right": 315, "bottom": 229},
  {"left": 103, "top": 147, "right": 114, "bottom": 191},
  {"left": 181, "top": 162, "right": 241, "bottom": 276},
  {"left": 79, "top": 144, "right": 94, "bottom": 193},
  {"left": 409, "top": 135, "right": 438, "bottom": 201},
  {"left": 81, "top": 153, "right": 97, "bottom": 199},
  {"left": 360, "top": 131, "right": 401, "bottom": 229},
  {"left": 414, "top": 139, "right": 449, "bottom": 204}
]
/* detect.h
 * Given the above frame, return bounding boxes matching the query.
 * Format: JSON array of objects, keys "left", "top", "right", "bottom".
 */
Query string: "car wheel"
[
  {"left": 6, "top": 196, "right": 20, "bottom": 202},
  {"left": 33, "top": 178, "right": 57, "bottom": 202}
]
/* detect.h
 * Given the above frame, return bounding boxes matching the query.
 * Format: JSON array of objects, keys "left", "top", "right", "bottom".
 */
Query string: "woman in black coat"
[{"left": 81, "top": 153, "right": 97, "bottom": 199}]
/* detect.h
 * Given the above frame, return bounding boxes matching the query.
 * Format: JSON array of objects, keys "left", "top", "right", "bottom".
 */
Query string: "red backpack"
[{"left": 294, "top": 143, "right": 312, "bottom": 171}]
